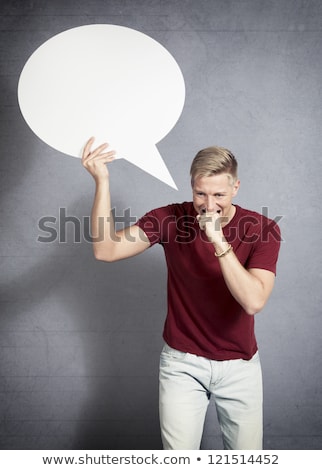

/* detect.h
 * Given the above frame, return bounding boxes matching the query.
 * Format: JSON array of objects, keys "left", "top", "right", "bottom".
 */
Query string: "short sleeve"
[
  {"left": 246, "top": 219, "right": 282, "bottom": 275},
  {"left": 135, "top": 205, "right": 175, "bottom": 247}
]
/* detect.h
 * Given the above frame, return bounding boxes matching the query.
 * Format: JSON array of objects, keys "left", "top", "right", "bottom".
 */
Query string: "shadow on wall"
[
  {"left": 0, "top": 190, "right": 166, "bottom": 449},
  {"left": 74, "top": 247, "right": 167, "bottom": 450}
]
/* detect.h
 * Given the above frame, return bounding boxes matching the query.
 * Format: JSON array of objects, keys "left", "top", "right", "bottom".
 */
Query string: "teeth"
[{"left": 200, "top": 209, "right": 221, "bottom": 215}]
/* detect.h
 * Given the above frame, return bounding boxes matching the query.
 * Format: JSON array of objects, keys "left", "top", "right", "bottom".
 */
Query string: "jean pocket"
[
  {"left": 248, "top": 350, "right": 260, "bottom": 363},
  {"left": 161, "top": 343, "right": 187, "bottom": 361}
]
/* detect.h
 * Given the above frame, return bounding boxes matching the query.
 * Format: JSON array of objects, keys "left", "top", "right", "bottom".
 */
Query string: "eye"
[
  {"left": 215, "top": 193, "right": 225, "bottom": 198},
  {"left": 196, "top": 192, "right": 205, "bottom": 197}
]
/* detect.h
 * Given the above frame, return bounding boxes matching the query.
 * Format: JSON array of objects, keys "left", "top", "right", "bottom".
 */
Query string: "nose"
[{"left": 206, "top": 196, "right": 218, "bottom": 213}]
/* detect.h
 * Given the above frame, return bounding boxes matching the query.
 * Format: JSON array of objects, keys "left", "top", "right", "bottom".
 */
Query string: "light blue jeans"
[{"left": 159, "top": 343, "right": 263, "bottom": 450}]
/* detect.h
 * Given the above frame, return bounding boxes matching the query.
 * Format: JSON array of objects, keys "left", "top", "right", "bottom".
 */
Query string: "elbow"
[
  {"left": 93, "top": 247, "right": 116, "bottom": 263},
  {"left": 244, "top": 299, "right": 266, "bottom": 316},
  {"left": 244, "top": 306, "right": 260, "bottom": 316}
]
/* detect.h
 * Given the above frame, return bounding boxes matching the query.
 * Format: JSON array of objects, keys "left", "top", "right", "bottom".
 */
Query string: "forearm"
[
  {"left": 91, "top": 178, "right": 118, "bottom": 260},
  {"left": 214, "top": 240, "right": 267, "bottom": 315}
]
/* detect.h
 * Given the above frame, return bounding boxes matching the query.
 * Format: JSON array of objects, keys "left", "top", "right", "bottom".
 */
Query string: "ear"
[{"left": 232, "top": 179, "right": 240, "bottom": 197}]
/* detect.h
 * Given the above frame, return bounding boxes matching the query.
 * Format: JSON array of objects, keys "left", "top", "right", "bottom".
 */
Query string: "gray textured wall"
[{"left": 1, "top": 0, "right": 322, "bottom": 450}]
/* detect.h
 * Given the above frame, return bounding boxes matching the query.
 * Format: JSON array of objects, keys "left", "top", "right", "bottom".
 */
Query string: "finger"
[
  {"left": 82, "top": 138, "right": 111, "bottom": 161},
  {"left": 88, "top": 149, "right": 116, "bottom": 162},
  {"left": 200, "top": 214, "right": 213, "bottom": 223},
  {"left": 90, "top": 142, "right": 109, "bottom": 157},
  {"left": 83, "top": 143, "right": 111, "bottom": 165},
  {"left": 94, "top": 152, "right": 116, "bottom": 162},
  {"left": 82, "top": 136, "right": 95, "bottom": 160},
  {"left": 83, "top": 152, "right": 116, "bottom": 168},
  {"left": 197, "top": 216, "right": 206, "bottom": 230}
]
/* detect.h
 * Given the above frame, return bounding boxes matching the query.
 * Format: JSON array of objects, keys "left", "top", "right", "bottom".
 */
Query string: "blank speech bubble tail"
[{"left": 119, "top": 144, "right": 178, "bottom": 191}]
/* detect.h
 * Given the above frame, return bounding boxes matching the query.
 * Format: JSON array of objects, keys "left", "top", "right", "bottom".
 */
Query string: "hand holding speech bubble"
[{"left": 17, "top": 24, "right": 185, "bottom": 190}]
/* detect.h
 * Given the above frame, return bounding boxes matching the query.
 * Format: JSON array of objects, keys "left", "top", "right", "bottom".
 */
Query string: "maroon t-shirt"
[{"left": 136, "top": 202, "right": 281, "bottom": 360}]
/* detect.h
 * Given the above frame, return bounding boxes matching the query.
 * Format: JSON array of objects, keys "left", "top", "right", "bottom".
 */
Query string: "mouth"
[{"left": 200, "top": 208, "right": 221, "bottom": 215}]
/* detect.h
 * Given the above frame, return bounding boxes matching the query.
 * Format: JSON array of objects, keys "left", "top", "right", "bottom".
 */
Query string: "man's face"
[{"left": 192, "top": 173, "right": 240, "bottom": 217}]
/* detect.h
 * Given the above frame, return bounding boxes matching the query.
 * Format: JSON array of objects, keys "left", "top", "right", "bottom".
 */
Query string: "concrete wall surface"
[{"left": 0, "top": 0, "right": 322, "bottom": 450}]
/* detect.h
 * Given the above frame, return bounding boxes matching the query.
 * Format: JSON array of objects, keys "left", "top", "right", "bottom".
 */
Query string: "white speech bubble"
[{"left": 17, "top": 24, "right": 185, "bottom": 190}]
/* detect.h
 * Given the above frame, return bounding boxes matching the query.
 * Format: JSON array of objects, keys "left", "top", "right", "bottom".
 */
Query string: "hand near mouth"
[{"left": 196, "top": 209, "right": 226, "bottom": 244}]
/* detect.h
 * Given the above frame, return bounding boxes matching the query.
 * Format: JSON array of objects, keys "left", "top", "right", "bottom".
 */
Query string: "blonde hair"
[{"left": 190, "top": 146, "right": 238, "bottom": 186}]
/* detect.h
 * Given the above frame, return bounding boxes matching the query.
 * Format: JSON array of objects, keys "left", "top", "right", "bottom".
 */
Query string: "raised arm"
[{"left": 82, "top": 137, "right": 150, "bottom": 262}]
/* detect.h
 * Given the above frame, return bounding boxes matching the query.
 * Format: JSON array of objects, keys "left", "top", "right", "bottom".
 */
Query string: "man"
[{"left": 82, "top": 137, "right": 281, "bottom": 450}]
